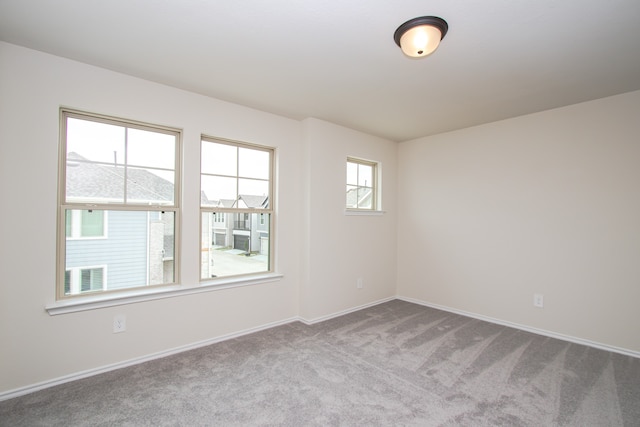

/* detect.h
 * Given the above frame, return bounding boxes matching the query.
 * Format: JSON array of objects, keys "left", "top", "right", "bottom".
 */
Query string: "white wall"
[
  {"left": 300, "top": 118, "right": 397, "bottom": 320},
  {"left": 0, "top": 42, "right": 307, "bottom": 394},
  {"left": 397, "top": 90, "right": 640, "bottom": 353}
]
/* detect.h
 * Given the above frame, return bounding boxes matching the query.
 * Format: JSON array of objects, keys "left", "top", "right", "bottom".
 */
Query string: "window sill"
[
  {"left": 45, "top": 273, "right": 284, "bottom": 315},
  {"left": 344, "top": 209, "right": 385, "bottom": 216}
]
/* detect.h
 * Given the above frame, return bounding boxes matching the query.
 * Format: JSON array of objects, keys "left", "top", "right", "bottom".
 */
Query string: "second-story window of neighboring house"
[
  {"left": 200, "top": 137, "right": 274, "bottom": 280},
  {"left": 58, "top": 109, "right": 181, "bottom": 299},
  {"left": 65, "top": 209, "right": 107, "bottom": 238},
  {"left": 346, "top": 157, "right": 378, "bottom": 210}
]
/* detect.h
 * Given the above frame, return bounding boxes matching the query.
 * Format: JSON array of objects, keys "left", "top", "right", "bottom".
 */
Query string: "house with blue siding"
[{"left": 64, "top": 153, "right": 174, "bottom": 293}]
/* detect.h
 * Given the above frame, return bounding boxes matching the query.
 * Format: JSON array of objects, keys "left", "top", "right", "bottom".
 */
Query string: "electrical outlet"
[
  {"left": 357, "top": 278, "right": 363, "bottom": 289},
  {"left": 113, "top": 314, "right": 126, "bottom": 333},
  {"left": 533, "top": 294, "right": 544, "bottom": 308}
]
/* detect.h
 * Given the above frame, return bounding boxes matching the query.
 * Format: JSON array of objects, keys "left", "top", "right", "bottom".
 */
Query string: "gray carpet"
[{"left": 1, "top": 300, "right": 639, "bottom": 426}]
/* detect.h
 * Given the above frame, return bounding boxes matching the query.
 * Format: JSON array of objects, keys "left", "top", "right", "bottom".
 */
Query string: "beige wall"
[
  {"left": 300, "top": 118, "right": 398, "bottom": 321},
  {"left": 397, "top": 90, "right": 640, "bottom": 353},
  {"left": 0, "top": 42, "right": 398, "bottom": 396},
  {"left": 2, "top": 39, "right": 638, "bottom": 396},
  {"left": 0, "top": 42, "right": 306, "bottom": 394}
]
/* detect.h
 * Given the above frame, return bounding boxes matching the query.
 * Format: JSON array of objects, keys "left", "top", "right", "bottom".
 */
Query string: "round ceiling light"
[{"left": 394, "top": 16, "right": 448, "bottom": 58}]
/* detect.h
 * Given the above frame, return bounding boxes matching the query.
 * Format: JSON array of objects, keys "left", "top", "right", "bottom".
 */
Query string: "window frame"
[
  {"left": 346, "top": 157, "right": 379, "bottom": 211},
  {"left": 199, "top": 136, "right": 275, "bottom": 282},
  {"left": 57, "top": 108, "right": 182, "bottom": 300}
]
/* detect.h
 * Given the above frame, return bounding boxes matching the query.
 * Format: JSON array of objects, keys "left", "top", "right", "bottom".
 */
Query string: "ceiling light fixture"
[{"left": 394, "top": 16, "right": 448, "bottom": 58}]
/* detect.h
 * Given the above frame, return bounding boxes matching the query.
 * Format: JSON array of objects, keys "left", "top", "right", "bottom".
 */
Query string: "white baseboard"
[
  {"left": 298, "top": 296, "right": 396, "bottom": 325},
  {"left": 4, "top": 295, "right": 636, "bottom": 402},
  {"left": 1, "top": 296, "right": 396, "bottom": 402},
  {"left": 0, "top": 316, "right": 299, "bottom": 402},
  {"left": 397, "top": 296, "right": 640, "bottom": 359}
]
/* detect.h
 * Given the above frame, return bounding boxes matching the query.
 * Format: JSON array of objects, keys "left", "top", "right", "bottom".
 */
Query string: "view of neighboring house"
[
  {"left": 230, "top": 195, "right": 270, "bottom": 254},
  {"left": 201, "top": 193, "right": 269, "bottom": 254},
  {"left": 64, "top": 152, "right": 175, "bottom": 294},
  {"left": 200, "top": 193, "right": 270, "bottom": 279},
  {"left": 66, "top": 152, "right": 271, "bottom": 292},
  {"left": 346, "top": 186, "right": 373, "bottom": 209}
]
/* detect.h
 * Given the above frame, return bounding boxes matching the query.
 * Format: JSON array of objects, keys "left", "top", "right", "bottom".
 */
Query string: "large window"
[
  {"left": 200, "top": 137, "right": 274, "bottom": 280},
  {"left": 346, "top": 157, "right": 378, "bottom": 210},
  {"left": 58, "top": 109, "right": 180, "bottom": 299}
]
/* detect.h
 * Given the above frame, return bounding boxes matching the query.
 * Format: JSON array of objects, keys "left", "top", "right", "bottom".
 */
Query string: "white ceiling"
[{"left": 1, "top": 1, "right": 640, "bottom": 141}]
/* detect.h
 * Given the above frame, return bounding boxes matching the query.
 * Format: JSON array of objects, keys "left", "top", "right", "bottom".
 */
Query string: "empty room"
[{"left": 1, "top": 1, "right": 639, "bottom": 425}]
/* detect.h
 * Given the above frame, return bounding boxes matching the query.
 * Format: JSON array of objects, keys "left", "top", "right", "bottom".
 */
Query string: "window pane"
[
  {"left": 201, "top": 212, "right": 269, "bottom": 279},
  {"left": 91, "top": 268, "right": 104, "bottom": 288},
  {"left": 126, "top": 166, "right": 175, "bottom": 205},
  {"left": 346, "top": 161, "right": 358, "bottom": 186},
  {"left": 346, "top": 185, "right": 358, "bottom": 208},
  {"left": 357, "top": 187, "right": 372, "bottom": 209},
  {"left": 238, "top": 179, "right": 269, "bottom": 208},
  {"left": 358, "top": 164, "right": 373, "bottom": 187},
  {"left": 239, "top": 147, "right": 269, "bottom": 180},
  {"left": 66, "top": 158, "right": 125, "bottom": 203},
  {"left": 80, "top": 210, "right": 104, "bottom": 237},
  {"left": 60, "top": 111, "right": 180, "bottom": 299},
  {"left": 80, "top": 268, "right": 103, "bottom": 292},
  {"left": 201, "top": 175, "right": 237, "bottom": 206},
  {"left": 346, "top": 159, "right": 377, "bottom": 210},
  {"left": 65, "top": 210, "right": 175, "bottom": 295},
  {"left": 65, "top": 115, "right": 177, "bottom": 206},
  {"left": 201, "top": 141, "right": 237, "bottom": 176},
  {"left": 67, "top": 117, "right": 125, "bottom": 164},
  {"left": 127, "top": 128, "right": 176, "bottom": 169}
]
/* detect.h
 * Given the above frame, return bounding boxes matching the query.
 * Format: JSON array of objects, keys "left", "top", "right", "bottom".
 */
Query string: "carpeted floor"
[{"left": 1, "top": 300, "right": 639, "bottom": 426}]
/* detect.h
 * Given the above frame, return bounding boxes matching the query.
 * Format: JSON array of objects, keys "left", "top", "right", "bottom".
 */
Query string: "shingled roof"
[
  {"left": 236, "top": 195, "right": 269, "bottom": 209},
  {"left": 201, "top": 195, "right": 268, "bottom": 209},
  {"left": 66, "top": 152, "right": 174, "bottom": 204}
]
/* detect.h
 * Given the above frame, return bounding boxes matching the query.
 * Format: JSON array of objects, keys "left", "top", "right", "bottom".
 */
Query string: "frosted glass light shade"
[
  {"left": 399, "top": 25, "right": 442, "bottom": 57},
  {"left": 394, "top": 16, "right": 448, "bottom": 59}
]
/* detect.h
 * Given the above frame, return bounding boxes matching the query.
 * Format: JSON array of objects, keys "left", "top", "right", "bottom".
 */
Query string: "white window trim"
[
  {"left": 344, "top": 209, "right": 386, "bottom": 216},
  {"left": 46, "top": 273, "right": 284, "bottom": 315},
  {"left": 346, "top": 156, "right": 380, "bottom": 211},
  {"left": 199, "top": 136, "right": 275, "bottom": 281}
]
